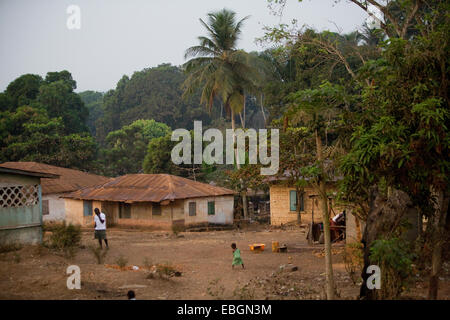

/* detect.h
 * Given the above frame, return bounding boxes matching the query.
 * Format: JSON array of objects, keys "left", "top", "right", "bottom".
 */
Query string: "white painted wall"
[
  {"left": 43, "top": 193, "right": 66, "bottom": 222},
  {"left": 183, "top": 195, "right": 234, "bottom": 225}
]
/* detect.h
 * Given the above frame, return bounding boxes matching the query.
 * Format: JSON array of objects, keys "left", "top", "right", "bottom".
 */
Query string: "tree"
[
  {"left": 102, "top": 119, "right": 171, "bottom": 176},
  {"left": 0, "top": 106, "right": 96, "bottom": 170},
  {"left": 143, "top": 133, "right": 181, "bottom": 176},
  {"left": 79, "top": 90, "right": 104, "bottom": 137},
  {"left": 289, "top": 82, "right": 349, "bottom": 300},
  {"left": 183, "top": 8, "right": 261, "bottom": 219},
  {"left": 277, "top": 126, "right": 315, "bottom": 223},
  {"left": 37, "top": 79, "right": 88, "bottom": 134},
  {"left": 3, "top": 74, "right": 43, "bottom": 111},
  {"left": 96, "top": 64, "right": 212, "bottom": 145}
]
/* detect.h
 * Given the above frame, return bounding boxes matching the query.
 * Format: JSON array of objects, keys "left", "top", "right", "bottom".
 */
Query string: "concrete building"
[
  {"left": 0, "top": 162, "right": 110, "bottom": 222},
  {"left": 62, "top": 174, "right": 235, "bottom": 229},
  {"left": 0, "top": 166, "right": 58, "bottom": 245},
  {"left": 269, "top": 175, "right": 362, "bottom": 244}
]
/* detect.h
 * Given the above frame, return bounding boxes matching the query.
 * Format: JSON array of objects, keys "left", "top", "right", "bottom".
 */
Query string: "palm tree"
[{"left": 182, "top": 9, "right": 260, "bottom": 219}]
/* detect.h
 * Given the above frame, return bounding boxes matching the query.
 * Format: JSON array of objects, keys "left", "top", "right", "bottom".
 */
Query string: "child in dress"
[{"left": 231, "top": 243, "right": 245, "bottom": 269}]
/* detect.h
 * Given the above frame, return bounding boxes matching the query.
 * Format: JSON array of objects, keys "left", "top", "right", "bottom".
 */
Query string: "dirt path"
[{"left": 0, "top": 227, "right": 447, "bottom": 300}]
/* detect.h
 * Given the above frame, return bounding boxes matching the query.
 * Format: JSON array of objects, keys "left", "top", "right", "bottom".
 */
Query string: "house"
[
  {"left": 62, "top": 174, "right": 235, "bottom": 229},
  {"left": 268, "top": 173, "right": 363, "bottom": 243},
  {"left": 0, "top": 166, "right": 58, "bottom": 245},
  {"left": 0, "top": 162, "right": 110, "bottom": 222}
]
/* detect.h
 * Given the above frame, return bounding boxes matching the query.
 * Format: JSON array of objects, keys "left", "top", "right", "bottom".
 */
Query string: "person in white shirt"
[{"left": 94, "top": 208, "right": 108, "bottom": 249}]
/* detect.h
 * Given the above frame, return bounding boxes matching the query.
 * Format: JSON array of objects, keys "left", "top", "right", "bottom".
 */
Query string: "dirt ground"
[{"left": 0, "top": 225, "right": 449, "bottom": 300}]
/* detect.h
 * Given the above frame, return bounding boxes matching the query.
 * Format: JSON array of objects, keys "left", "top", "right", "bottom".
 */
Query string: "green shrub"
[
  {"left": 48, "top": 223, "right": 81, "bottom": 250},
  {"left": 370, "top": 237, "right": 415, "bottom": 299}
]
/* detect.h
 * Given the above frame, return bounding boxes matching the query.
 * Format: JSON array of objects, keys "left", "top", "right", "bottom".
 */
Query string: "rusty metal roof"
[
  {"left": 62, "top": 174, "right": 235, "bottom": 203},
  {"left": 0, "top": 162, "right": 110, "bottom": 195},
  {"left": 0, "top": 166, "right": 59, "bottom": 179}
]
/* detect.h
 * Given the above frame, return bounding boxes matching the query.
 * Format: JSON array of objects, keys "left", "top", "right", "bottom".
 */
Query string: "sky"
[{"left": 0, "top": 0, "right": 369, "bottom": 92}]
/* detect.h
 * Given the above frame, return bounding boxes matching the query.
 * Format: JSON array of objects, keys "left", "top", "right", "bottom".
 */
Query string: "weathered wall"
[
  {"left": 345, "top": 210, "right": 365, "bottom": 244},
  {"left": 269, "top": 184, "right": 347, "bottom": 226},
  {"left": 116, "top": 201, "right": 176, "bottom": 228},
  {"left": 63, "top": 196, "right": 234, "bottom": 229},
  {"left": 270, "top": 185, "right": 323, "bottom": 225},
  {"left": 65, "top": 198, "right": 93, "bottom": 227},
  {"left": 42, "top": 193, "right": 65, "bottom": 222},
  {"left": 0, "top": 173, "right": 42, "bottom": 244},
  {"left": 183, "top": 195, "right": 234, "bottom": 226}
]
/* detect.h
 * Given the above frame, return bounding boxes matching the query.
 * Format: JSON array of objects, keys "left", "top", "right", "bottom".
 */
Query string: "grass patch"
[
  {"left": 115, "top": 255, "right": 128, "bottom": 269},
  {"left": 89, "top": 246, "right": 108, "bottom": 264},
  {"left": 0, "top": 243, "right": 22, "bottom": 254}
]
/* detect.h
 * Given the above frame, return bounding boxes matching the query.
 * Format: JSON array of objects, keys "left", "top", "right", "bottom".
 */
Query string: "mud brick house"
[
  {"left": 268, "top": 173, "right": 363, "bottom": 243},
  {"left": 0, "top": 166, "right": 58, "bottom": 244},
  {"left": 62, "top": 174, "right": 235, "bottom": 229},
  {"left": 0, "top": 162, "right": 110, "bottom": 222}
]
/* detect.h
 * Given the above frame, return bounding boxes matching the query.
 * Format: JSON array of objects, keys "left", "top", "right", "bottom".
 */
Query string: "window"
[
  {"left": 42, "top": 200, "right": 49, "bottom": 215},
  {"left": 289, "top": 190, "right": 304, "bottom": 212},
  {"left": 83, "top": 200, "right": 93, "bottom": 216},
  {"left": 289, "top": 190, "right": 297, "bottom": 211},
  {"left": 119, "top": 203, "right": 131, "bottom": 219},
  {"left": 188, "top": 202, "right": 196, "bottom": 216},
  {"left": 0, "top": 185, "right": 39, "bottom": 208},
  {"left": 152, "top": 203, "right": 161, "bottom": 216},
  {"left": 207, "top": 201, "right": 215, "bottom": 215}
]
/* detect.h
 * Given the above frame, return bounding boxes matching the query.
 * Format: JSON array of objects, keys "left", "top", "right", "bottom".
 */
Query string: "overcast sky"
[{"left": 0, "top": 0, "right": 368, "bottom": 92}]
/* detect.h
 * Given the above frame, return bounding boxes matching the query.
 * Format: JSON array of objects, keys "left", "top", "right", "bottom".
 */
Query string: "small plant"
[
  {"left": 156, "top": 262, "right": 175, "bottom": 277},
  {"left": 143, "top": 257, "right": 152, "bottom": 269},
  {"left": 89, "top": 246, "right": 108, "bottom": 264},
  {"left": 13, "top": 252, "right": 21, "bottom": 263},
  {"left": 343, "top": 242, "right": 364, "bottom": 284},
  {"left": 116, "top": 255, "right": 128, "bottom": 269},
  {"left": 207, "top": 278, "right": 226, "bottom": 299},
  {"left": 370, "top": 237, "right": 415, "bottom": 299},
  {"left": 0, "top": 243, "right": 22, "bottom": 254},
  {"left": 172, "top": 224, "right": 185, "bottom": 236},
  {"left": 232, "top": 282, "right": 255, "bottom": 300},
  {"left": 48, "top": 223, "right": 81, "bottom": 258}
]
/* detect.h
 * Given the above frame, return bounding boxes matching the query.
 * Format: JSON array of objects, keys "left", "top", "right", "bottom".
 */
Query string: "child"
[
  {"left": 231, "top": 243, "right": 244, "bottom": 269},
  {"left": 127, "top": 290, "right": 136, "bottom": 300}
]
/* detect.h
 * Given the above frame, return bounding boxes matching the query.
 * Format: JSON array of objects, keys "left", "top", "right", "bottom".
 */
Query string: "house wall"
[
  {"left": 63, "top": 195, "right": 235, "bottom": 229},
  {"left": 116, "top": 201, "right": 179, "bottom": 228},
  {"left": 270, "top": 185, "right": 324, "bottom": 225},
  {"left": 345, "top": 210, "right": 365, "bottom": 244},
  {"left": 65, "top": 198, "right": 95, "bottom": 227},
  {"left": 42, "top": 193, "right": 66, "bottom": 222},
  {"left": 0, "top": 173, "right": 42, "bottom": 244},
  {"left": 270, "top": 184, "right": 346, "bottom": 226},
  {"left": 183, "top": 195, "right": 234, "bottom": 226}
]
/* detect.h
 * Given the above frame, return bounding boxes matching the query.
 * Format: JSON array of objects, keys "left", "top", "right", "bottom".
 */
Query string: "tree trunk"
[
  {"left": 315, "top": 129, "right": 335, "bottom": 300},
  {"left": 428, "top": 190, "right": 450, "bottom": 299},
  {"left": 231, "top": 109, "right": 248, "bottom": 220}
]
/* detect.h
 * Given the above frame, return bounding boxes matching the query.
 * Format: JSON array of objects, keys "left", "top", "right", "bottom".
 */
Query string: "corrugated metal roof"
[
  {"left": 0, "top": 162, "right": 111, "bottom": 195},
  {"left": 62, "top": 174, "right": 235, "bottom": 203},
  {"left": 0, "top": 166, "right": 59, "bottom": 179}
]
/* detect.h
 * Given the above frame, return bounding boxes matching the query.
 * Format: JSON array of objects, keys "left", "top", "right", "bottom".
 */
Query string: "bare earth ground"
[{"left": 0, "top": 225, "right": 449, "bottom": 300}]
